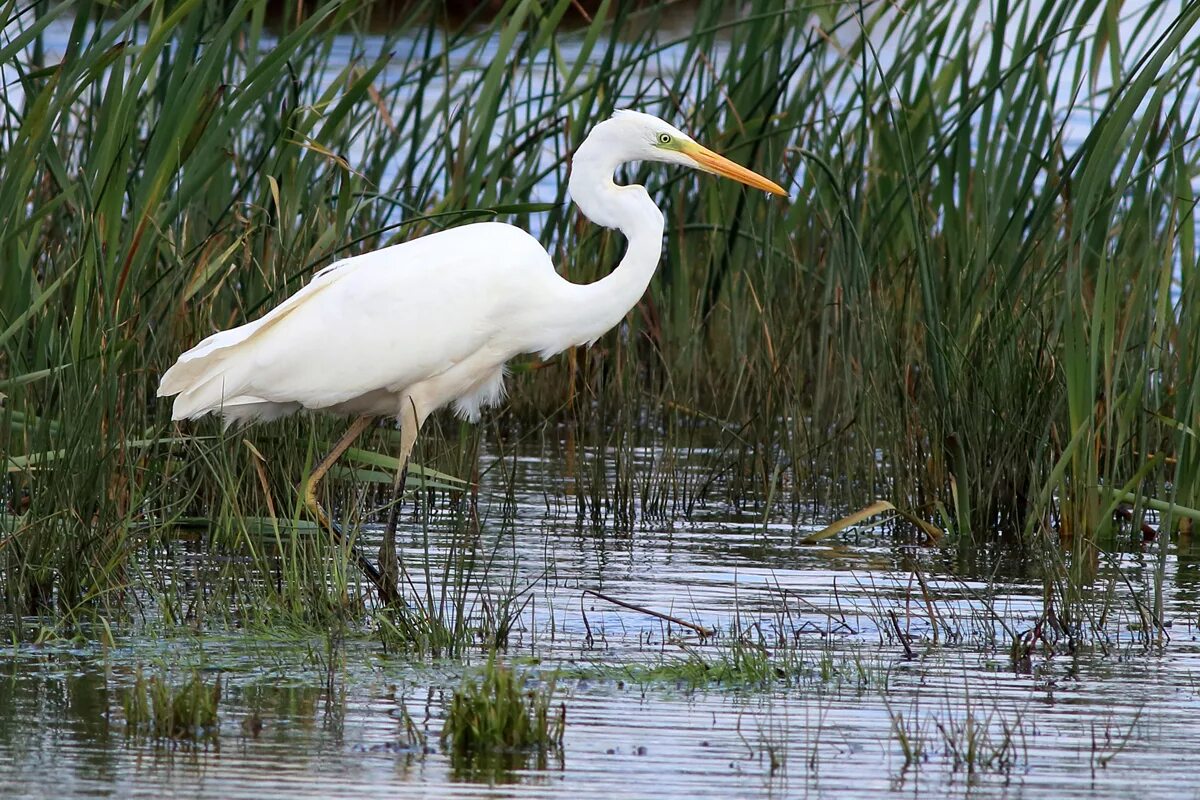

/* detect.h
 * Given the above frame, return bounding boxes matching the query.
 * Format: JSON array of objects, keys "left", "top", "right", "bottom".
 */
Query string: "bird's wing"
[
  {"left": 157, "top": 258, "right": 356, "bottom": 397},
  {"left": 159, "top": 222, "right": 554, "bottom": 421}
]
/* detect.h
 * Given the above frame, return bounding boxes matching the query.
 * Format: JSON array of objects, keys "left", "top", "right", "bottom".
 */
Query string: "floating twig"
[
  {"left": 911, "top": 564, "right": 940, "bottom": 646},
  {"left": 888, "top": 610, "right": 916, "bottom": 659},
  {"left": 583, "top": 590, "right": 714, "bottom": 638}
]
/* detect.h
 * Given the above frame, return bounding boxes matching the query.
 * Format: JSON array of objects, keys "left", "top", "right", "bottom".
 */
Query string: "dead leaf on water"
[{"left": 803, "top": 500, "right": 942, "bottom": 544}]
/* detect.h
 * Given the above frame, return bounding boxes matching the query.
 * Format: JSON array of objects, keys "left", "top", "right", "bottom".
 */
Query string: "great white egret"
[{"left": 159, "top": 109, "right": 787, "bottom": 604}]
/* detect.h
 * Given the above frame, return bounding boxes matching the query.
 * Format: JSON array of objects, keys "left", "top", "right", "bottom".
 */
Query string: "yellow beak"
[{"left": 683, "top": 142, "right": 789, "bottom": 197}]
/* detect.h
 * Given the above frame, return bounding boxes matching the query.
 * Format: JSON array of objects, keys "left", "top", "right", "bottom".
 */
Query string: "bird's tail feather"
[
  {"left": 170, "top": 373, "right": 300, "bottom": 428},
  {"left": 158, "top": 256, "right": 354, "bottom": 423}
]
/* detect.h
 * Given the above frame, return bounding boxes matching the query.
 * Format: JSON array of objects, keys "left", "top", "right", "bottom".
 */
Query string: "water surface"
[{"left": 1, "top": 441, "right": 1197, "bottom": 799}]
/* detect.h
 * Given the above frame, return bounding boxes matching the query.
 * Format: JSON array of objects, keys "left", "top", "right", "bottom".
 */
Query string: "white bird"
[{"left": 159, "top": 109, "right": 787, "bottom": 603}]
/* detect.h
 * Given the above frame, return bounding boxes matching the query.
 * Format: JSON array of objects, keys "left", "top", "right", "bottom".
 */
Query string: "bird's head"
[{"left": 589, "top": 109, "right": 788, "bottom": 197}]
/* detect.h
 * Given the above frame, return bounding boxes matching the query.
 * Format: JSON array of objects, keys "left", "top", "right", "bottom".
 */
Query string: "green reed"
[
  {"left": 123, "top": 664, "right": 221, "bottom": 742},
  {"left": 441, "top": 653, "right": 564, "bottom": 779},
  {"left": 2, "top": 0, "right": 1198, "bottom": 627}
]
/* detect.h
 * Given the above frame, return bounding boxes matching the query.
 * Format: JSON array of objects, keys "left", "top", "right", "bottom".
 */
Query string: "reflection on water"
[{"left": 0, "top": 441, "right": 1197, "bottom": 799}]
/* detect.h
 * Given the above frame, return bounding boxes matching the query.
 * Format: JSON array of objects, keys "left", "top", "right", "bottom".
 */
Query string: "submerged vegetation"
[
  {"left": 122, "top": 665, "right": 222, "bottom": 742},
  {"left": 441, "top": 654, "right": 565, "bottom": 777}
]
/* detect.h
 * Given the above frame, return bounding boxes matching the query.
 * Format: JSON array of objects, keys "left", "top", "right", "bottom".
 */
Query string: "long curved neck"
[{"left": 541, "top": 138, "right": 664, "bottom": 354}]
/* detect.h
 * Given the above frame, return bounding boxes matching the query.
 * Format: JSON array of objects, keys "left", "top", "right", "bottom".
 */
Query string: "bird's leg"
[
  {"left": 378, "top": 462, "right": 407, "bottom": 600},
  {"left": 303, "top": 414, "right": 399, "bottom": 606},
  {"left": 378, "top": 400, "right": 421, "bottom": 602}
]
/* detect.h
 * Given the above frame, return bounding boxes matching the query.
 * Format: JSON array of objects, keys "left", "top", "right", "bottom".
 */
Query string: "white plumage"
[
  {"left": 159, "top": 110, "right": 785, "bottom": 434},
  {"left": 160, "top": 222, "right": 552, "bottom": 428}
]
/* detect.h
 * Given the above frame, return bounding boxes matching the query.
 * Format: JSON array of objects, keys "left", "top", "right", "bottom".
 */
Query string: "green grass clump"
[
  {"left": 123, "top": 666, "right": 221, "bottom": 742},
  {"left": 441, "top": 655, "right": 564, "bottom": 777},
  {"left": 642, "top": 640, "right": 777, "bottom": 689},
  {"left": 608, "top": 634, "right": 882, "bottom": 693}
]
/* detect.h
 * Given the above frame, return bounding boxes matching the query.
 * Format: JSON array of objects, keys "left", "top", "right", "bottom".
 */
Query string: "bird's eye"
[{"left": 657, "top": 133, "right": 672, "bottom": 145}]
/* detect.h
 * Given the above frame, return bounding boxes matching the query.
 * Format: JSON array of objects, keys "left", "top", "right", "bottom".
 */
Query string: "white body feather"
[{"left": 161, "top": 222, "right": 581, "bottom": 427}]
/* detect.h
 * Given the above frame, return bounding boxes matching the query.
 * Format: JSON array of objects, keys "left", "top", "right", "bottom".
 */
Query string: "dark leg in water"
[
  {"left": 379, "top": 462, "right": 407, "bottom": 598},
  {"left": 377, "top": 400, "right": 421, "bottom": 603},
  {"left": 303, "top": 414, "right": 399, "bottom": 606}
]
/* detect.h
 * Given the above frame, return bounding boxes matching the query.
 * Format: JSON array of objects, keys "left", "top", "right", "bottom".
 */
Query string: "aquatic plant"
[
  {"left": 122, "top": 665, "right": 221, "bottom": 742},
  {"left": 440, "top": 654, "right": 565, "bottom": 777}
]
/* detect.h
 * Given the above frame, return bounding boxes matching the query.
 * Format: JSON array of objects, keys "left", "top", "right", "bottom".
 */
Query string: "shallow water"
[{"left": 1, "top": 442, "right": 1199, "bottom": 799}]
